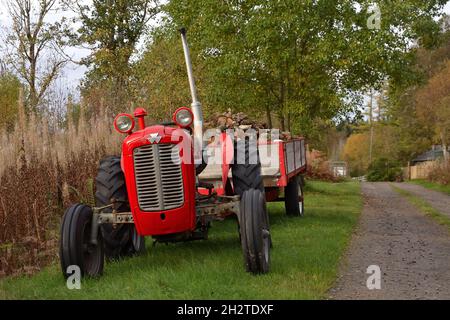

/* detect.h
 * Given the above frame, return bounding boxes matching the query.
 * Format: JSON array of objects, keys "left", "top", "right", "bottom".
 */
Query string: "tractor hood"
[
  {"left": 119, "top": 124, "right": 196, "bottom": 236},
  {"left": 121, "top": 125, "right": 189, "bottom": 155}
]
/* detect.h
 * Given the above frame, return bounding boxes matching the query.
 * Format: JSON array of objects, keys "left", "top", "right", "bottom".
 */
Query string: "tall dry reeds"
[{"left": 0, "top": 96, "right": 122, "bottom": 276}]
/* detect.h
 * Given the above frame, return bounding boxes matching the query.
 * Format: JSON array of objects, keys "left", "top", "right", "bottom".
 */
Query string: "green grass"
[
  {"left": 409, "top": 179, "right": 450, "bottom": 196},
  {"left": 392, "top": 185, "right": 450, "bottom": 232},
  {"left": 0, "top": 181, "right": 362, "bottom": 300}
]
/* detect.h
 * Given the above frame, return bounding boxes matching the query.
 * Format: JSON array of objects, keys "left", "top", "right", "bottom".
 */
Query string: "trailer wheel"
[
  {"left": 96, "top": 156, "right": 145, "bottom": 259},
  {"left": 285, "top": 175, "right": 304, "bottom": 216},
  {"left": 232, "top": 137, "right": 264, "bottom": 197},
  {"left": 60, "top": 204, "right": 104, "bottom": 278},
  {"left": 239, "top": 189, "right": 271, "bottom": 274}
]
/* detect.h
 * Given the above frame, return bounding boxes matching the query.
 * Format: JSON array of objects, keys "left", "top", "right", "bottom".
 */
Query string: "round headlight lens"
[
  {"left": 174, "top": 108, "right": 193, "bottom": 127},
  {"left": 114, "top": 114, "right": 135, "bottom": 133}
]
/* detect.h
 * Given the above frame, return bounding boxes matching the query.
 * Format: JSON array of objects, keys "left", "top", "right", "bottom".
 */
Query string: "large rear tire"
[
  {"left": 60, "top": 204, "right": 104, "bottom": 278},
  {"left": 95, "top": 156, "right": 145, "bottom": 260},
  {"left": 285, "top": 175, "right": 304, "bottom": 216},
  {"left": 239, "top": 189, "right": 271, "bottom": 274},
  {"left": 232, "top": 137, "right": 264, "bottom": 196}
]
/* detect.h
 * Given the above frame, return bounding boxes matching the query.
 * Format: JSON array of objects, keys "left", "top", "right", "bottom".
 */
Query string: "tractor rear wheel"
[
  {"left": 285, "top": 175, "right": 305, "bottom": 216},
  {"left": 239, "top": 188, "right": 271, "bottom": 274},
  {"left": 95, "top": 156, "right": 145, "bottom": 260},
  {"left": 60, "top": 204, "right": 104, "bottom": 278},
  {"left": 232, "top": 137, "right": 264, "bottom": 197}
]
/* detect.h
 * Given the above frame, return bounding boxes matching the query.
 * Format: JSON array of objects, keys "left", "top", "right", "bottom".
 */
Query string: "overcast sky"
[{"left": 1, "top": 1, "right": 449, "bottom": 93}]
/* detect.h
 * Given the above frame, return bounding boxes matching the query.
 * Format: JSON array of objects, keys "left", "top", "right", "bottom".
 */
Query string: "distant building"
[
  {"left": 330, "top": 161, "right": 348, "bottom": 177},
  {"left": 411, "top": 145, "right": 449, "bottom": 165}
]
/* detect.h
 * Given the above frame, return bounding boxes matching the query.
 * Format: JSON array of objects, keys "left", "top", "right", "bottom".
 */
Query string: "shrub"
[
  {"left": 428, "top": 160, "right": 450, "bottom": 185},
  {"left": 305, "top": 149, "right": 343, "bottom": 182},
  {"left": 367, "top": 158, "right": 403, "bottom": 182}
]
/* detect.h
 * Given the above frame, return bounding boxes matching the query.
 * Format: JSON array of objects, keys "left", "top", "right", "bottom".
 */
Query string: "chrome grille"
[{"left": 133, "top": 144, "right": 184, "bottom": 211}]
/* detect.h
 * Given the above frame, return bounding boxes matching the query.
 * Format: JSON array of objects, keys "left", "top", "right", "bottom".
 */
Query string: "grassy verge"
[
  {"left": 0, "top": 181, "right": 361, "bottom": 300},
  {"left": 409, "top": 180, "right": 450, "bottom": 196},
  {"left": 392, "top": 185, "right": 450, "bottom": 231}
]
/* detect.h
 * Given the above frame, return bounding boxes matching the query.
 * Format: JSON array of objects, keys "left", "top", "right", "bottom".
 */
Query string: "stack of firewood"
[
  {"left": 204, "top": 109, "right": 268, "bottom": 131},
  {"left": 204, "top": 109, "right": 294, "bottom": 141}
]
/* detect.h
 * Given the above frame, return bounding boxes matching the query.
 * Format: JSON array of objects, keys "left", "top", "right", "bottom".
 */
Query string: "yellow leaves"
[
  {"left": 0, "top": 73, "right": 21, "bottom": 132},
  {"left": 415, "top": 60, "right": 450, "bottom": 142},
  {"left": 342, "top": 133, "right": 371, "bottom": 176},
  {"left": 342, "top": 133, "right": 370, "bottom": 162}
]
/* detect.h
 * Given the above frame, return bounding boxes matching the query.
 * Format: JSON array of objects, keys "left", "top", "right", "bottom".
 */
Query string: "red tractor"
[{"left": 59, "top": 29, "right": 306, "bottom": 278}]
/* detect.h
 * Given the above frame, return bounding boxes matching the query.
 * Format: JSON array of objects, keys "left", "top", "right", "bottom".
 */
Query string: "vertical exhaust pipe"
[{"left": 180, "top": 28, "right": 203, "bottom": 165}]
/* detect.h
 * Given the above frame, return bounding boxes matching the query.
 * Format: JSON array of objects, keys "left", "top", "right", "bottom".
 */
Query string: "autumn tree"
[
  {"left": 385, "top": 25, "right": 450, "bottom": 164},
  {"left": 385, "top": 87, "right": 434, "bottom": 163},
  {"left": 342, "top": 133, "right": 370, "bottom": 177},
  {"left": 342, "top": 122, "right": 401, "bottom": 176},
  {"left": 4, "top": 0, "right": 69, "bottom": 112},
  {"left": 416, "top": 61, "right": 450, "bottom": 161}
]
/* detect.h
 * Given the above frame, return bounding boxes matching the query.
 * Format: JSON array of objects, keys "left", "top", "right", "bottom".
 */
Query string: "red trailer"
[{"left": 198, "top": 138, "right": 307, "bottom": 215}]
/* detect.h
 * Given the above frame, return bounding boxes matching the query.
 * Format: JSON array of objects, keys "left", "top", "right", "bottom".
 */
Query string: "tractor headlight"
[
  {"left": 173, "top": 107, "right": 194, "bottom": 128},
  {"left": 114, "top": 114, "right": 135, "bottom": 134}
]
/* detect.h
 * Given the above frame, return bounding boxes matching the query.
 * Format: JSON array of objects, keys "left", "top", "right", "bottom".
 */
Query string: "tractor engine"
[{"left": 116, "top": 110, "right": 197, "bottom": 237}]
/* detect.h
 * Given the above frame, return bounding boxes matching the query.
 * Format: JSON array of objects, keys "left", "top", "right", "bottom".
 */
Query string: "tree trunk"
[
  {"left": 443, "top": 145, "right": 449, "bottom": 162},
  {"left": 285, "top": 61, "right": 292, "bottom": 133},
  {"left": 369, "top": 91, "right": 374, "bottom": 163},
  {"left": 265, "top": 106, "right": 272, "bottom": 128},
  {"left": 280, "top": 79, "right": 286, "bottom": 132},
  {"left": 279, "top": 112, "right": 286, "bottom": 132},
  {"left": 29, "top": 50, "right": 38, "bottom": 112},
  {"left": 441, "top": 132, "right": 449, "bottom": 162},
  {"left": 287, "top": 111, "right": 292, "bottom": 132}
]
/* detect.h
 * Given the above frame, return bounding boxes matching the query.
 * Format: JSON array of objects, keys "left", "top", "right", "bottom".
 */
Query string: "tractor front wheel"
[
  {"left": 239, "top": 188, "right": 271, "bottom": 274},
  {"left": 59, "top": 204, "right": 104, "bottom": 278}
]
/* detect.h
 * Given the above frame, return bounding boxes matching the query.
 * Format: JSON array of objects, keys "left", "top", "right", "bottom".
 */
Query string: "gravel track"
[
  {"left": 329, "top": 182, "right": 450, "bottom": 300},
  {"left": 392, "top": 183, "right": 450, "bottom": 218}
]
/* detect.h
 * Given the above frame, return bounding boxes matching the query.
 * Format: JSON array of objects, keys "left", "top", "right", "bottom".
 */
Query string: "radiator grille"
[{"left": 133, "top": 144, "right": 184, "bottom": 211}]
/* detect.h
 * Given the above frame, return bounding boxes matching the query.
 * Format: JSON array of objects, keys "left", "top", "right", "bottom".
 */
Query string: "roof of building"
[{"left": 412, "top": 145, "right": 449, "bottom": 163}]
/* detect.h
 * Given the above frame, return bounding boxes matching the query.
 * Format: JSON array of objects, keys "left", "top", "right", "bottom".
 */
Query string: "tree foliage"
[
  {"left": 132, "top": 30, "right": 198, "bottom": 122},
  {"left": 0, "top": 71, "right": 22, "bottom": 132},
  {"left": 68, "top": 0, "right": 160, "bottom": 114},
  {"left": 162, "top": 0, "right": 446, "bottom": 134},
  {"left": 367, "top": 158, "right": 403, "bottom": 182},
  {"left": 342, "top": 16, "right": 450, "bottom": 175},
  {"left": 342, "top": 122, "right": 399, "bottom": 177},
  {"left": 342, "top": 133, "right": 370, "bottom": 177},
  {"left": 416, "top": 60, "right": 450, "bottom": 160},
  {"left": 385, "top": 24, "right": 450, "bottom": 163},
  {"left": 4, "top": 0, "right": 69, "bottom": 112}
]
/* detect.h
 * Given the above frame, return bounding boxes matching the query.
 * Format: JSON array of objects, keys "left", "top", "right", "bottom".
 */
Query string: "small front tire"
[
  {"left": 239, "top": 189, "right": 271, "bottom": 274},
  {"left": 59, "top": 204, "right": 104, "bottom": 278}
]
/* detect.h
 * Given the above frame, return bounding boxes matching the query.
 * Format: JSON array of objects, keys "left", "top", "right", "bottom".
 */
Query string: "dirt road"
[
  {"left": 329, "top": 182, "right": 450, "bottom": 300},
  {"left": 392, "top": 183, "right": 450, "bottom": 218}
]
